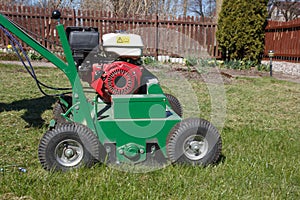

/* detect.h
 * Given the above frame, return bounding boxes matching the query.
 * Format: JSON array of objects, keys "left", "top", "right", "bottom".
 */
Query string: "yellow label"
[{"left": 116, "top": 36, "right": 130, "bottom": 44}]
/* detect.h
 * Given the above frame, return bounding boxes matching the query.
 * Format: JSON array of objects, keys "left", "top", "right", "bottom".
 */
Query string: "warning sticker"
[{"left": 116, "top": 36, "right": 130, "bottom": 44}]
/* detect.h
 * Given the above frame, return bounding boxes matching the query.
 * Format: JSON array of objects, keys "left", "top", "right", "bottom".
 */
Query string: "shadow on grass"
[
  {"left": 0, "top": 96, "right": 56, "bottom": 127},
  {"left": 216, "top": 154, "right": 226, "bottom": 165}
]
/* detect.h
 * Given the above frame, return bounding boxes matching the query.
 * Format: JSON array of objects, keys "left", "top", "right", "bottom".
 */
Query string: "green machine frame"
[{"left": 0, "top": 14, "right": 182, "bottom": 164}]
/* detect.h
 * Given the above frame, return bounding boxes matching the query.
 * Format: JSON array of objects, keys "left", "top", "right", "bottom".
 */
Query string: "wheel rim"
[
  {"left": 183, "top": 134, "right": 209, "bottom": 160},
  {"left": 55, "top": 139, "right": 84, "bottom": 167}
]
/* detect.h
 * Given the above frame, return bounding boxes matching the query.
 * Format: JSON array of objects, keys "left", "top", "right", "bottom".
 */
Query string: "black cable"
[
  {"left": 0, "top": 25, "right": 72, "bottom": 97},
  {"left": 1, "top": 25, "right": 71, "bottom": 91}
]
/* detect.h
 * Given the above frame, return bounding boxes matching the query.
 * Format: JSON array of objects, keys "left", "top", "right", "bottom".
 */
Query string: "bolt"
[
  {"left": 119, "top": 149, "right": 124, "bottom": 155},
  {"left": 106, "top": 146, "right": 111, "bottom": 153},
  {"left": 151, "top": 145, "right": 156, "bottom": 154},
  {"left": 139, "top": 149, "right": 145, "bottom": 154},
  {"left": 75, "top": 105, "right": 80, "bottom": 110},
  {"left": 74, "top": 93, "right": 79, "bottom": 99},
  {"left": 64, "top": 148, "right": 74, "bottom": 158},
  {"left": 190, "top": 141, "right": 201, "bottom": 152},
  {"left": 151, "top": 145, "right": 156, "bottom": 151}
]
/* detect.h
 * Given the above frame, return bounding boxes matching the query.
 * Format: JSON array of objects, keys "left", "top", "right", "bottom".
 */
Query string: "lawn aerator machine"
[{"left": 0, "top": 10, "right": 222, "bottom": 171}]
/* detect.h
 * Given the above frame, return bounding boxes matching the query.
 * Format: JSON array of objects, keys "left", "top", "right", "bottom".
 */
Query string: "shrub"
[{"left": 216, "top": 0, "right": 268, "bottom": 65}]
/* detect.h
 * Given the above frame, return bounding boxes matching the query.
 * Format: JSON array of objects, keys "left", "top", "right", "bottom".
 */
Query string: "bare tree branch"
[{"left": 268, "top": 0, "right": 300, "bottom": 21}]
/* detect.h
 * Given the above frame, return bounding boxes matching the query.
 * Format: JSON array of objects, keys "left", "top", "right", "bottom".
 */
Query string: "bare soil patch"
[{"left": 172, "top": 65, "right": 300, "bottom": 84}]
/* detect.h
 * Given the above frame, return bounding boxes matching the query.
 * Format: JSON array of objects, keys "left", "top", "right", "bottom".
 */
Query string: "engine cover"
[{"left": 90, "top": 61, "right": 142, "bottom": 102}]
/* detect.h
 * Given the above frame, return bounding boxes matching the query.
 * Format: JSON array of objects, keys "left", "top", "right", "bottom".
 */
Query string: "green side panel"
[{"left": 112, "top": 94, "right": 167, "bottom": 119}]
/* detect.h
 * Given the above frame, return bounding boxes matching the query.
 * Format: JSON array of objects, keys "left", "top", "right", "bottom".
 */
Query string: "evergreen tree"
[{"left": 216, "top": 0, "right": 268, "bottom": 64}]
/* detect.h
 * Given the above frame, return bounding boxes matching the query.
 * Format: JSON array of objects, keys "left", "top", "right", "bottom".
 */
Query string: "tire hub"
[
  {"left": 55, "top": 139, "right": 84, "bottom": 167},
  {"left": 64, "top": 148, "right": 75, "bottom": 158},
  {"left": 183, "top": 135, "right": 209, "bottom": 160},
  {"left": 190, "top": 141, "right": 201, "bottom": 152}
]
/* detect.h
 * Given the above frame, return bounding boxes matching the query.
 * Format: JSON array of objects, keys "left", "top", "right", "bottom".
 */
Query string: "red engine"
[{"left": 90, "top": 61, "right": 143, "bottom": 102}]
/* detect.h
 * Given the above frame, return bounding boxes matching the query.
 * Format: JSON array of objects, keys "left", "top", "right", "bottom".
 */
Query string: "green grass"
[{"left": 0, "top": 63, "right": 299, "bottom": 199}]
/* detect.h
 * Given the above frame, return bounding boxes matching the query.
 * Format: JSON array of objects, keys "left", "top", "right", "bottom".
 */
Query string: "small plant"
[
  {"left": 184, "top": 56, "right": 198, "bottom": 67},
  {"left": 27, "top": 50, "right": 43, "bottom": 61},
  {"left": 243, "top": 60, "right": 255, "bottom": 70},
  {"left": 257, "top": 63, "right": 269, "bottom": 72},
  {"left": 224, "top": 60, "right": 241, "bottom": 70},
  {"left": 190, "top": 58, "right": 218, "bottom": 74},
  {"left": 193, "top": 58, "right": 218, "bottom": 68},
  {"left": 142, "top": 56, "right": 156, "bottom": 65}
]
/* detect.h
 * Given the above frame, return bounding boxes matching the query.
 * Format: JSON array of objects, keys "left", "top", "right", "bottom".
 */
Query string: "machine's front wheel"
[
  {"left": 38, "top": 123, "right": 105, "bottom": 171},
  {"left": 167, "top": 118, "right": 222, "bottom": 166},
  {"left": 165, "top": 93, "right": 183, "bottom": 117}
]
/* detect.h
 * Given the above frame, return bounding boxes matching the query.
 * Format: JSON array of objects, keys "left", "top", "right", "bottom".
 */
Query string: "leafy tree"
[{"left": 216, "top": 0, "right": 268, "bottom": 64}]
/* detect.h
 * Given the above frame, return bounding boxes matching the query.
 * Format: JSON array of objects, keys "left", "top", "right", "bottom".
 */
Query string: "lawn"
[{"left": 0, "top": 63, "right": 299, "bottom": 199}]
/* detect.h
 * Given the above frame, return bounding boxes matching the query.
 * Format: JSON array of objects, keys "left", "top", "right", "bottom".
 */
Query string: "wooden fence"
[
  {"left": 0, "top": 4, "right": 220, "bottom": 59},
  {"left": 265, "top": 18, "right": 300, "bottom": 62},
  {"left": 0, "top": 4, "right": 299, "bottom": 62}
]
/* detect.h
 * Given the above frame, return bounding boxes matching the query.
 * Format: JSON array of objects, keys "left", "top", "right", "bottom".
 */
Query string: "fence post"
[
  {"left": 72, "top": 9, "right": 76, "bottom": 26},
  {"left": 155, "top": 14, "right": 159, "bottom": 59}
]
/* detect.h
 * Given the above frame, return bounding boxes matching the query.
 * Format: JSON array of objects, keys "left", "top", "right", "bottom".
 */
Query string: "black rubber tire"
[
  {"left": 53, "top": 96, "right": 72, "bottom": 124},
  {"left": 38, "top": 123, "right": 106, "bottom": 171},
  {"left": 165, "top": 93, "right": 183, "bottom": 117},
  {"left": 167, "top": 118, "right": 222, "bottom": 166}
]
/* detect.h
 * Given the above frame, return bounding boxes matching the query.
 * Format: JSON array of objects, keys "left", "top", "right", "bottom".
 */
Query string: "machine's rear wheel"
[
  {"left": 167, "top": 118, "right": 222, "bottom": 166},
  {"left": 38, "top": 123, "right": 105, "bottom": 171},
  {"left": 53, "top": 96, "right": 72, "bottom": 124},
  {"left": 165, "top": 93, "right": 183, "bottom": 117}
]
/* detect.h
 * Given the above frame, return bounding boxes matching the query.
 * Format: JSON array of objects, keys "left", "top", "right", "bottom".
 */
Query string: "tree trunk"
[
  {"left": 183, "top": 0, "right": 188, "bottom": 16},
  {"left": 216, "top": 0, "right": 223, "bottom": 22}
]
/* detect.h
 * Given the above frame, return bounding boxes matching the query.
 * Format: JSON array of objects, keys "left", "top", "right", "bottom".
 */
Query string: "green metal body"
[{"left": 0, "top": 14, "right": 181, "bottom": 163}]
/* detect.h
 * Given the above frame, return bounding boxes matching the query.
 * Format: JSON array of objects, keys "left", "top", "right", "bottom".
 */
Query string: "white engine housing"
[{"left": 102, "top": 33, "right": 144, "bottom": 58}]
